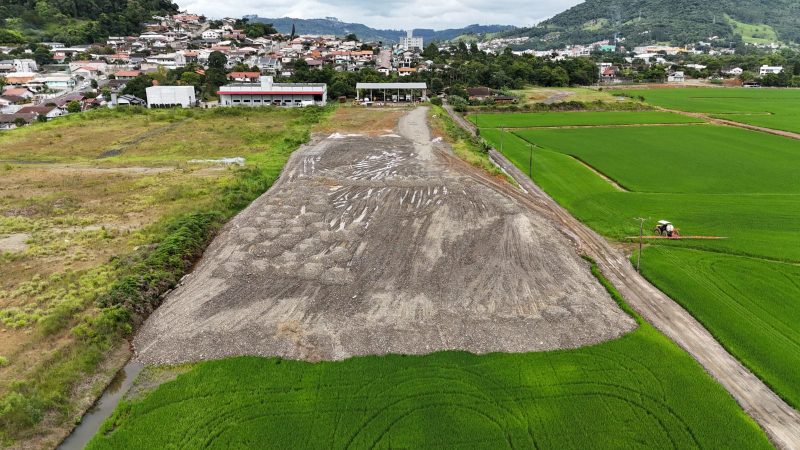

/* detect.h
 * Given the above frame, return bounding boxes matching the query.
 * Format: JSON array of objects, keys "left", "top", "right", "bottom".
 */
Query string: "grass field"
[
  {"left": 510, "top": 86, "right": 619, "bottom": 105},
  {"left": 87, "top": 324, "right": 771, "bottom": 449},
  {"left": 481, "top": 116, "right": 800, "bottom": 409},
  {"left": 624, "top": 88, "right": 800, "bottom": 134},
  {"left": 469, "top": 111, "right": 701, "bottom": 128},
  {"left": 0, "top": 106, "right": 328, "bottom": 446},
  {"left": 726, "top": 15, "right": 781, "bottom": 44}
]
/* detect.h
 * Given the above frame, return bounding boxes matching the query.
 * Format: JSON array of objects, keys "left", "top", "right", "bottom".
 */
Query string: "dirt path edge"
[{"left": 444, "top": 102, "right": 800, "bottom": 450}]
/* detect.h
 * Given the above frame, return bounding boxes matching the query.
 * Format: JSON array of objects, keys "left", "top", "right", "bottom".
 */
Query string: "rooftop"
[{"left": 356, "top": 82, "right": 427, "bottom": 90}]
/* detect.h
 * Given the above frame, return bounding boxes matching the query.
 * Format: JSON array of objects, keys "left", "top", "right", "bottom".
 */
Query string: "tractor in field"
[{"left": 654, "top": 220, "right": 679, "bottom": 238}]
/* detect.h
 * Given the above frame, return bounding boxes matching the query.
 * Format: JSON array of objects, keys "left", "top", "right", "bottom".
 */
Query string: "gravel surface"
[{"left": 134, "top": 107, "right": 635, "bottom": 364}]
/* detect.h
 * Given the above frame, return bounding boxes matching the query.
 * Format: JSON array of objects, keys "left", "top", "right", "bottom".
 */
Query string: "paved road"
[{"left": 445, "top": 103, "right": 800, "bottom": 449}]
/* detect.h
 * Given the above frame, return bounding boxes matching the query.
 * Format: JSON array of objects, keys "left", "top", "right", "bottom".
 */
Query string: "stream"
[{"left": 57, "top": 361, "right": 143, "bottom": 450}]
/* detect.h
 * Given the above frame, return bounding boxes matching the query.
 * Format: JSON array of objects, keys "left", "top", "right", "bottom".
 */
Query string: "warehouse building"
[
  {"left": 218, "top": 76, "right": 327, "bottom": 107},
  {"left": 146, "top": 85, "right": 196, "bottom": 108},
  {"left": 356, "top": 82, "right": 428, "bottom": 103}
]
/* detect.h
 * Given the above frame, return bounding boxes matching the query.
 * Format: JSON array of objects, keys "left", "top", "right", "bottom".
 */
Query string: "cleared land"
[
  {"left": 510, "top": 86, "right": 621, "bottom": 105},
  {"left": 88, "top": 108, "right": 771, "bottom": 449},
  {"left": 0, "top": 106, "right": 323, "bottom": 447},
  {"left": 469, "top": 111, "right": 701, "bottom": 128},
  {"left": 134, "top": 107, "right": 635, "bottom": 364},
  {"left": 481, "top": 114, "right": 800, "bottom": 410},
  {"left": 625, "top": 87, "right": 800, "bottom": 134}
]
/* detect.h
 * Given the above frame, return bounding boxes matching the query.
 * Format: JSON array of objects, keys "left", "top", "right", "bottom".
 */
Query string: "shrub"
[
  {"left": 448, "top": 95, "right": 468, "bottom": 112},
  {"left": 429, "top": 97, "right": 442, "bottom": 106}
]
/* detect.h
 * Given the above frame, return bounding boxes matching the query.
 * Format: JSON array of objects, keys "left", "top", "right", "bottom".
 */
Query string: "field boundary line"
[
  {"left": 655, "top": 107, "right": 800, "bottom": 141},
  {"left": 442, "top": 101, "right": 800, "bottom": 449}
]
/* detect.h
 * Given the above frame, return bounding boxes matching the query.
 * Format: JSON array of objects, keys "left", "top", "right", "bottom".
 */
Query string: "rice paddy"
[
  {"left": 87, "top": 324, "right": 770, "bottom": 449},
  {"left": 481, "top": 97, "right": 800, "bottom": 408}
]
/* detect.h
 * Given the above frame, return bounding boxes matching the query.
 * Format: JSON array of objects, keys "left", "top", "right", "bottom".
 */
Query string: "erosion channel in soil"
[{"left": 134, "top": 107, "right": 635, "bottom": 364}]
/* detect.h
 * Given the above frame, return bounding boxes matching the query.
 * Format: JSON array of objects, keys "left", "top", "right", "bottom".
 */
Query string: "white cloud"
[{"left": 175, "top": 0, "right": 583, "bottom": 29}]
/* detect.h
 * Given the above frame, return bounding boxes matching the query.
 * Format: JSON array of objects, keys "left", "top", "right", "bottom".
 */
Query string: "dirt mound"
[{"left": 134, "top": 108, "right": 635, "bottom": 364}]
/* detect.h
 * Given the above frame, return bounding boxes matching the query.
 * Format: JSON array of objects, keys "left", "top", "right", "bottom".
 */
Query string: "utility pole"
[{"left": 634, "top": 217, "right": 646, "bottom": 272}]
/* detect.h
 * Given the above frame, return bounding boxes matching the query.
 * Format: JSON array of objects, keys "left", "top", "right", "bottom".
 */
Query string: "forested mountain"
[
  {"left": 507, "top": 0, "right": 800, "bottom": 48},
  {"left": 0, "top": 0, "right": 179, "bottom": 45},
  {"left": 247, "top": 16, "right": 513, "bottom": 43}
]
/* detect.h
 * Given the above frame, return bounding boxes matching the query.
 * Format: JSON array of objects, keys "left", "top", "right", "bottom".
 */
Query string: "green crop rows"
[
  {"left": 625, "top": 88, "right": 800, "bottom": 134},
  {"left": 468, "top": 111, "right": 701, "bottom": 128},
  {"left": 481, "top": 104, "right": 800, "bottom": 409},
  {"left": 87, "top": 324, "right": 770, "bottom": 449}
]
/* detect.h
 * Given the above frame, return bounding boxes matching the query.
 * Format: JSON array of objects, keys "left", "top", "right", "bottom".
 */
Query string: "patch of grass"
[
  {"left": 481, "top": 117, "right": 800, "bottom": 409},
  {"left": 626, "top": 87, "right": 800, "bottom": 134},
  {"left": 727, "top": 15, "right": 780, "bottom": 44},
  {"left": 86, "top": 329, "right": 770, "bottom": 448},
  {"left": 640, "top": 247, "right": 800, "bottom": 408},
  {"left": 469, "top": 111, "right": 701, "bottom": 128},
  {"left": 428, "top": 105, "right": 508, "bottom": 181},
  {"left": 0, "top": 106, "right": 331, "bottom": 444},
  {"left": 513, "top": 125, "right": 800, "bottom": 194}
]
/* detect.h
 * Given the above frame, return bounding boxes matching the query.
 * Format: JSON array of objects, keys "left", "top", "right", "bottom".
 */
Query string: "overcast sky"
[{"left": 175, "top": 0, "right": 584, "bottom": 29}]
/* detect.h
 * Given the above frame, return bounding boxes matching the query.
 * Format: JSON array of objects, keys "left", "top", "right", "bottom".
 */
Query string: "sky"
[{"left": 175, "top": 0, "right": 585, "bottom": 30}]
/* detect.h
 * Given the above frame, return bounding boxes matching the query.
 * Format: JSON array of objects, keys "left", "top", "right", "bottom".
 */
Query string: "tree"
[
  {"left": 344, "top": 33, "right": 358, "bottom": 42},
  {"left": 422, "top": 43, "right": 439, "bottom": 59},
  {"left": 90, "top": 79, "right": 98, "bottom": 89},
  {"left": 121, "top": 74, "right": 152, "bottom": 99},
  {"left": 207, "top": 51, "right": 228, "bottom": 71},
  {"left": 430, "top": 77, "right": 444, "bottom": 94},
  {"left": 66, "top": 101, "right": 81, "bottom": 113},
  {"left": 14, "top": 117, "right": 27, "bottom": 128}
]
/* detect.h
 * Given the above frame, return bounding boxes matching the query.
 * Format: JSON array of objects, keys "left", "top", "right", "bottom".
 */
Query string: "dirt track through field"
[
  {"left": 445, "top": 104, "right": 800, "bottom": 449},
  {"left": 134, "top": 107, "right": 635, "bottom": 365}
]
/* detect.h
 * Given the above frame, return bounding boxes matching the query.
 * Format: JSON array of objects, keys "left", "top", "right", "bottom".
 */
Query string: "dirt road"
[
  {"left": 134, "top": 107, "right": 635, "bottom": 364},
  {"left": 444, "top": 104, "right": 800, "bottom": 449}
]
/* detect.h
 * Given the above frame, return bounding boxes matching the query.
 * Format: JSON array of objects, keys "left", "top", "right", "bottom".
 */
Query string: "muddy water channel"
[{"left": 58, "top": 361, "right": 143, "bottom": 450}]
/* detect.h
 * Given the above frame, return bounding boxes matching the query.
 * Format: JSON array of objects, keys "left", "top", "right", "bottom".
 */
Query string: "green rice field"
[
  {"left": 87, "top": 324, "right": 770, "bottom": 449},
  {"left": 468, "top": 111, "right": 701, "bottom": 128},
  {"left": 624, "top": 88, "right": 800, "bottom": 134},
  {"left": 481, "top": 113, "right": 800, "bottom": 409}
]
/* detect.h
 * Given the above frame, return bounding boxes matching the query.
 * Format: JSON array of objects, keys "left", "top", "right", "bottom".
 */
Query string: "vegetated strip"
[
  {"left": 85, "top": 270, "right": 771, "bottom": 449},
  {"left": 0, "top": 106, "right": 328, "bottom": 444}
]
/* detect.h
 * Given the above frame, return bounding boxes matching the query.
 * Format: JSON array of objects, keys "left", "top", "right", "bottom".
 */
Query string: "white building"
[
  {"left": 759, "top": 65, "right": 783, "bottom": 76},
  {"left": 218, "top": 76, "right": 327, "bottom": 108},
  {"left": 401, "top": 30, "right": 423, "bottom": 51},
  {"left": 668, "top": 71, "right": 685, "bottom": 83},
  {"left": 146, "top": 85, "right": 196, "bottom": 108},
  {"left": 202, "top": 29, "right": 224, "bottom": 40}
]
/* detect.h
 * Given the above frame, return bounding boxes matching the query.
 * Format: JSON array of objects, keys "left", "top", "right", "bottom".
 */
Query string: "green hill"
[
  {"left": 247, "top": 16, "right": 514, "bottom": 44},
  {"left": 0, "top": 0, "right": 179, "bottom": 45},
  {"left": 508, "top": 0, "right": 800, "bottom": 48}
]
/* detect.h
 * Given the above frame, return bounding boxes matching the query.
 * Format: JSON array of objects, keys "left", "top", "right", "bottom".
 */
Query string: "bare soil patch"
[{"left": 135, "top": 108, "right": 636, "bottom": 365}]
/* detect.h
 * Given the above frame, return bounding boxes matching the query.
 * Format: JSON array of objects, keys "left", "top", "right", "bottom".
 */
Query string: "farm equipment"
[{"left": 654, "top": 220, "right": 679, "bottom": 238}]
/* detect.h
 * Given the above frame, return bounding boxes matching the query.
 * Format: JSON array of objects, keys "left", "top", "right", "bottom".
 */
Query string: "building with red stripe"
[{"left": 218, "top": 76, "right": 327, "bottom": 107}]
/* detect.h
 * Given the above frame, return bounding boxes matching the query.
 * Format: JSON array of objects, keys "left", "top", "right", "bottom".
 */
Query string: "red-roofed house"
[
  {"left": 2, "top": 87, "right": 35, "bottom": 99},
  {"left": 114, "top": 70, "right": 142, "bottom": 80},
  {"left": 227, "top": 72, "right": 261, "bottom": 83}
]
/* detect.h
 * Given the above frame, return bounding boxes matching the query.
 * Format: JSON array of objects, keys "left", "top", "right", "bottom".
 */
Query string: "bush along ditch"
[{"left": 0, "top": 106, "right": 328, "bottom": 443}]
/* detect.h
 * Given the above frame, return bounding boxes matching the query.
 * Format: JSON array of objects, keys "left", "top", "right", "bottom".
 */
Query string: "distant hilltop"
[
  {"left": 503, "top": 0, "right": 800, "bottom": 49},
  {"left": 244, "top": 16, "right": 514, "bottom": 43}
]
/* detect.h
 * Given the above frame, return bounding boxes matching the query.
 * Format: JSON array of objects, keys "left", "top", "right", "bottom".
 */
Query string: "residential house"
[
  {"left": 17, "top": 105, "right": 66, "bottom": 120},
  {"left": 759, "top": 65, "right": 783, "bottom": 76},
  {"left": 0, "top": 113, "right": 37, "bottom": 130},
  {"left": 466, "top": 87, "right": 492, "bottom": 101},
  {"left": 228, "top": 72, "right": 261, "bottom": 83},
  {"left": 398, "top": 67, "right": 417, "bottom": 77},
  {"left": 2, "top": 87, "right": 35, "bottom": 100},
  {"left": 668, "top": 71, "right": 686, "bottom": 83},
  {"left": 114, "top": 70, "right": 142, "bottom": 80}
]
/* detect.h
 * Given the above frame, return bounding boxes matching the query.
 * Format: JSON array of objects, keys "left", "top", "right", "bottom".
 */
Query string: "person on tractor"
[{"left": 655, "top": 220, "right": 675, "bottom": 237}]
